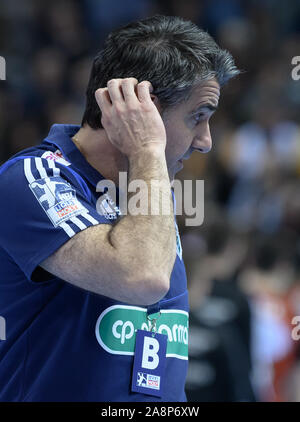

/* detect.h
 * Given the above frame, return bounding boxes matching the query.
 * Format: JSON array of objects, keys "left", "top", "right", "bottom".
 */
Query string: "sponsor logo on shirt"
[
  {"left": 41, "top": 150, "right": 71, "bottom": 166},
  {"left": 137, "top": 372, "right": 160, "bottom": 390},
  {"left": 95, "top": 305, "right": 189, "bottom": 360},
  {"left": 29, "top": 176, "right": 87, "bottom": 227},
  {"left": 97, "top": 193, "right": 121, "bottom": 220}
]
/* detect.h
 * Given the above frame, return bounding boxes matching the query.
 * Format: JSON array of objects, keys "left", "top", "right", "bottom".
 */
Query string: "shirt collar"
[{"left": 43, "top": 124, "right": 104, "bottom": 187}]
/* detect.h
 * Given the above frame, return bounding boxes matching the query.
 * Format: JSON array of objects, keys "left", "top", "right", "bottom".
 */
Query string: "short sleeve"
[{"left": 0, "top": 156, "right": 110, "bottom": 281}]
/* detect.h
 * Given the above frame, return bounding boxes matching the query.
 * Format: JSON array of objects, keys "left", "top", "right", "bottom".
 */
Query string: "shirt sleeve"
[{"left": 0, "top": 156, "right": 110, "bottom": 282}]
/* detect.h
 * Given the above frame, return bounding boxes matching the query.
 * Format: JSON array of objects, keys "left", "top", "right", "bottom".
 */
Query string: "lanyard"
[{"left": 147, "top": 302, "right": 161, "bottom": 337}]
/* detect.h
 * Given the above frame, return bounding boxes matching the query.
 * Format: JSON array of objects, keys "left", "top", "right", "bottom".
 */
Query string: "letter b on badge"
[
  {"left": 131, "top": 330, "right": 167, "bottom": 397},
  {"left": 142, "top": 336, "right": 159, "bottom": 369}
]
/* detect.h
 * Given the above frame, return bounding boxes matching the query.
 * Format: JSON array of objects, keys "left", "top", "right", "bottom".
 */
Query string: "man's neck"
[{"left": 71, "top": 125, "right": 129, "bottom": 185}]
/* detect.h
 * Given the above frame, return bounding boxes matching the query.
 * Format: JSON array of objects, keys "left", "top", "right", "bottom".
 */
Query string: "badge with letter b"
[{"left": 131, "top": 330, "right": 167, "bottom": 397}]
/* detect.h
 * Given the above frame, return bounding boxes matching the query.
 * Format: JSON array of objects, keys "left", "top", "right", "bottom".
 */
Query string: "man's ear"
[{"left": 150, "top": 94, "right": 163, "bottom": 114}]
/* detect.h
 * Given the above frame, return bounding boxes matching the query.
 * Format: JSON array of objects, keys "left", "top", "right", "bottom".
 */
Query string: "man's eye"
[{"left": 193, "top": 113, "right": 204, "bottom": 124}]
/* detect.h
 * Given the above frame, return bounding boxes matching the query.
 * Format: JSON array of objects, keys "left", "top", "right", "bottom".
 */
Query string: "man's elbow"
[{"left": 132, "top": 273, "right": 170, "bottom": 306}]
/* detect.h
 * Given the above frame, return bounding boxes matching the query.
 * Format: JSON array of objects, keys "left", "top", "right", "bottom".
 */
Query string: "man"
[{"left": 0, "top": 15, "right": 239, "bottom": 401}]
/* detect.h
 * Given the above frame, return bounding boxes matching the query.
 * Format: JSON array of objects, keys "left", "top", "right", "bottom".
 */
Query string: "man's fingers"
[
  {"left": 137, "top": 81, "right": 153, "bottom": 103},
  {"left": 95, "top": 88, "right": 111, "bottom": 110},
  {"left": 95, "top": 79, "right": 154, "bottom": 119},
  {"left": 121, "top": 78, "right": 139, "bottom": 103},
  {"left": 107, "top": 79, "right": 124, "bottom": 103}
]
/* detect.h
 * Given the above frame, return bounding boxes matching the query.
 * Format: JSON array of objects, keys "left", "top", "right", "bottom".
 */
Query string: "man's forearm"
[{"left": 109, "top": 148, "right": 177, "bottom": 289}]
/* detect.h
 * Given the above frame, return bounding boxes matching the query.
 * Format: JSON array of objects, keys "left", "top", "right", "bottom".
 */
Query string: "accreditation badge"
[{"left": 131, "top": 330, "right": 167, "bottom": 398}]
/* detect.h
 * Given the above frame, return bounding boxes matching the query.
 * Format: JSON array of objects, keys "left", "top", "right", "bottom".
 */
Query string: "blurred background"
[{"left": 0, "top": 0, "right": 300, "bottom": 402}]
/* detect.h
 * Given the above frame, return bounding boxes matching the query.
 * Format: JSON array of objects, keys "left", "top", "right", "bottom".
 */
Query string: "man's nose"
[{"left": 192, "top": 122, "right": 212, "bottom": 153}]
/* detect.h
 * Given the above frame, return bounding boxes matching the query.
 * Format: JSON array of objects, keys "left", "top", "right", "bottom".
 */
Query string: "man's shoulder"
[
  {"left": 0, "top": 122, "right": 79, "bottom": 177},
  {"left": 0, "top": 144, "right": 50, "bottom": 172},
  {"left": 0, "top": 143, "right": 72, "bottom": 180}
]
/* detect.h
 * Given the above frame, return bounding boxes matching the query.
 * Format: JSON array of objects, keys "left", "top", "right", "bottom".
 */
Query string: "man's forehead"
[{"left": 190, "top": 78, "right": 221, "bottom": 107}]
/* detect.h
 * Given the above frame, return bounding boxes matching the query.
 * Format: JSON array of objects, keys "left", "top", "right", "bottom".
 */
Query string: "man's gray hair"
[{"left": 82, "top": 15, "right": 240, "bottom": 129}]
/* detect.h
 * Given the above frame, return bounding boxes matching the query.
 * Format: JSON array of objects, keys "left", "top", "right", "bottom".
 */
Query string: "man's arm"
[{"left": 40, "top": 78, "right": 176, "bottom": 306}]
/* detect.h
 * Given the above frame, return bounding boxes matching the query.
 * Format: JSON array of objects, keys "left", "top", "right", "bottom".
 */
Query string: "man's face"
[{"left": 161, "top": 78, "right": 220, "bottom": 180}]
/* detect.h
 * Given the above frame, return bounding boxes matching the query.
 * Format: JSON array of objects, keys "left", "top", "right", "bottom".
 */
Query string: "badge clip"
[{"left": 147, "top": 312, "right": 161, "bottom": 337}]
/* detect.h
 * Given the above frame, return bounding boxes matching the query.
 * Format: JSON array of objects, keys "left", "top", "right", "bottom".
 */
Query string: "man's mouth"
[
  {"left": 178, "top": 154, "right": 190, "bottom": 164},
  {"left": 176, "top": 159, "right": 184, "bottom": 169},
  {"left": 183, "top": 152, "right": 193, "bottom": 160}
]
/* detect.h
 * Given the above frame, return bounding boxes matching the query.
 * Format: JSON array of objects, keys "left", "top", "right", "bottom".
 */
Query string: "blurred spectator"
[
  {"left": 238, "top": 235, "right": 299, "bottom": 401},
  {"left": 184, "top": 223, "right": 255, "bottom": 401}
]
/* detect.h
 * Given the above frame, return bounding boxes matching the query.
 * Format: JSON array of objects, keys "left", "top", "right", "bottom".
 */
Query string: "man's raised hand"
[{"left": 95, "top": 78, "right": 167, "bottom": 158}]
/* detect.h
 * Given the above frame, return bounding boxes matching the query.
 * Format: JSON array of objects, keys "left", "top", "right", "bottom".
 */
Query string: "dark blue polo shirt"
[{"left": 0, "top": 124, "right": 189, "bottom": 401}]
